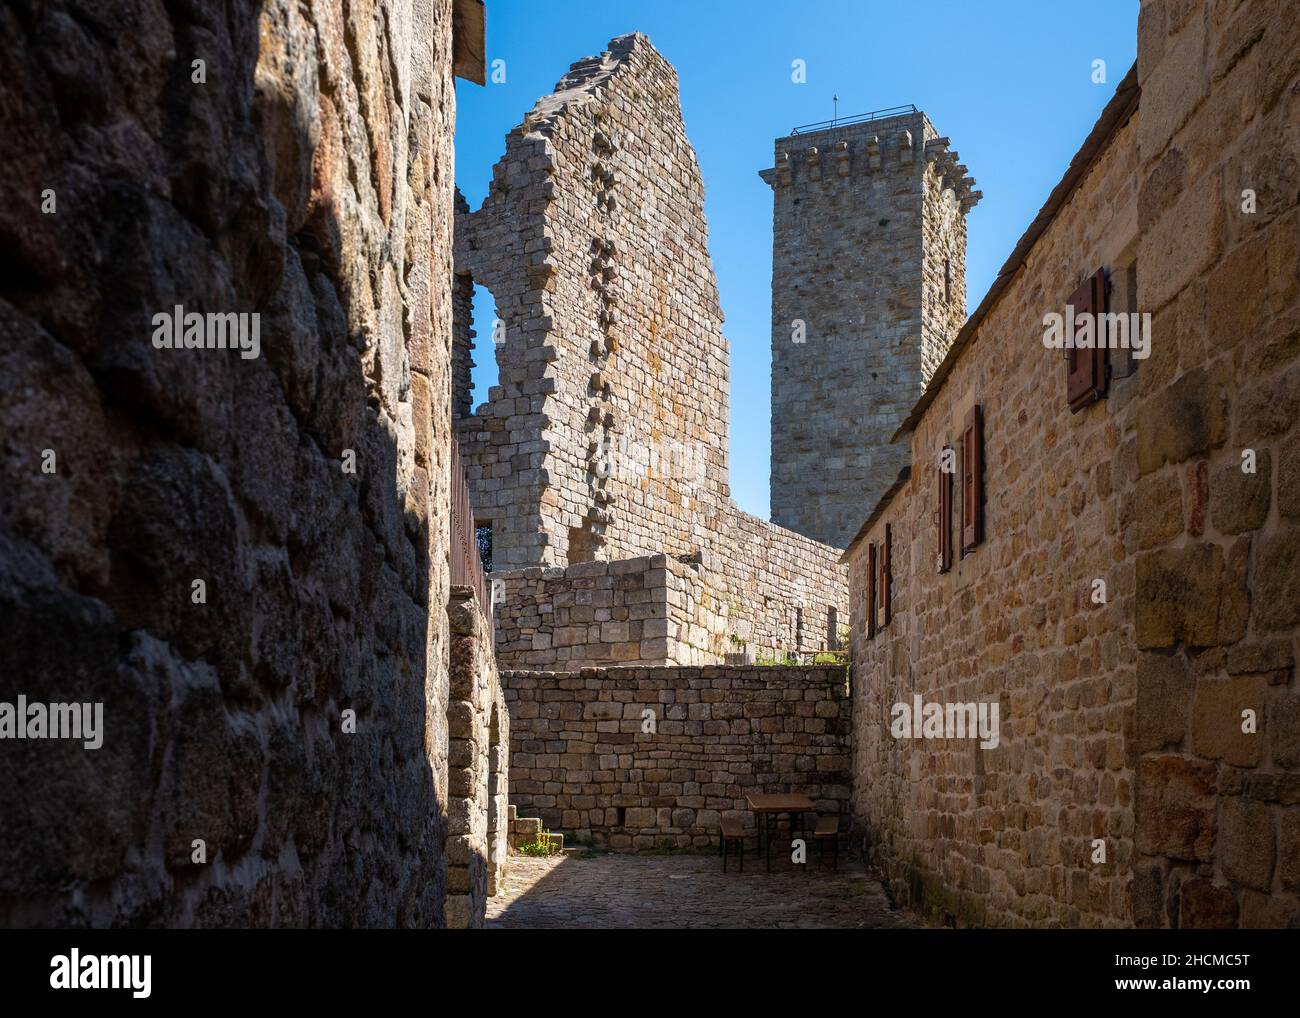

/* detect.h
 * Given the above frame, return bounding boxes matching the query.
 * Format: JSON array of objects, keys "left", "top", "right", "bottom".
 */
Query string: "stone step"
[{"left": 513, "top": 816, "right": 542, "bottom": 836}]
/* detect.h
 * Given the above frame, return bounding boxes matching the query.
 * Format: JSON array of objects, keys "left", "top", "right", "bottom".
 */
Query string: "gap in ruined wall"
[{"left": 451, "top": 268, "right": 505, "bottom": 420}]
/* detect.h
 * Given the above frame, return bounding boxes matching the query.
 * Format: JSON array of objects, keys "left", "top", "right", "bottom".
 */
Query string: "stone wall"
[
  {"left": 446, "top": 587, "right": 509, "bottom": 928},
  {"left": 453, "top": 33, "right": 849, "bottom": 668},
  {"left": 846, "top": 0, "right": 1300, "bottom": 929},
  {"left": 848, "top": 105, "right": 1142, "bottom": 929},
  {"left": 454, "top": 33, "right": 730, "bottom": 570},
  {"left": 763, "top": 111, "right": 979, "bottom": 549},
  {"left": 1128, "top": 0, "right": 1299, "bottom": 930},
  {"left": 0, "top": 0, "right": 468, "bottom": 927},
  {"left": 503, "top": 665, "right": 851, "bottom": 848},
  {"left": 493, "top": 535, "right": 847, "bottom": 671}
]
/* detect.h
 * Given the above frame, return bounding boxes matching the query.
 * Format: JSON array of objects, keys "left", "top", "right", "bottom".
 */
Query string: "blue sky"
[{"left": 455, "top": 0, "right": 1139, "bottom": 519}]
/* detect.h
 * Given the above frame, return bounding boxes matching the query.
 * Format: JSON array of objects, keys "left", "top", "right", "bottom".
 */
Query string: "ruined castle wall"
[
  {"left": 456, "top": 35, "right": 730, "bottom": 570},
  {"left": 493, "top": 533, "right": 847, "bottom": 672},
  {"left": 0, "top": 0, "right": 462, "bottom": 927},
  {"left": 503, "top": 665, "right": 851, "bottom": 848},
  {"left": 457, "top": 34, "right": 849, "bottom": 668},
  {"left": 764, "top": 113, "right": 978, "bottom": 549}
]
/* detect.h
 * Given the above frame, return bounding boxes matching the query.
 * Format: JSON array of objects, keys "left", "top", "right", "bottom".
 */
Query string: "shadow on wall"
[{"left": 0, "top": 0, "right": 456, "bottom": 927}]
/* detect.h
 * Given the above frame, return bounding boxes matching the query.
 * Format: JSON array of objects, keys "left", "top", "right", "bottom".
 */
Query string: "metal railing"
[
  {"left": 790, "top": 103, "right": 918, "bottom": 136},
  {"left": 450, "top": 440, "right": 494, "bottom": 651}
]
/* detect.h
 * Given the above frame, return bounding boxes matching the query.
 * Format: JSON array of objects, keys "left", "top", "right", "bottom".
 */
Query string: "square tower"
[{"left": 761, "top": 107, "right": 979, "bottom": 548}]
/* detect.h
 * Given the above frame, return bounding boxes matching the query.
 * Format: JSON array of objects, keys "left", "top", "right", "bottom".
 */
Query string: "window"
[
  {"left": 867, "top": 544, "right": 877, "bottom": 640},
  {"left": 475, "top": 522, "right": 493, "bottom": 573},
  {"left": 795, "top": 607, "right": 804, "bottom": 650},
  {"left": 878, "top": 524, "right": 892, "bottom": 627},
  {"left": 944, "top": 257, "right": 952, "bottom": 304},
  {"left": 827, "top": 607, "right": 839, "bottom": 650},
  {"left": 961, "top": 406, "right": 984, "bottom": 554},
  {"left": 938, "top": 446, "right": 953, "bottom": 573},
  {"left": 1066, "top": 268, "right": 1110, "bottom": 412}
]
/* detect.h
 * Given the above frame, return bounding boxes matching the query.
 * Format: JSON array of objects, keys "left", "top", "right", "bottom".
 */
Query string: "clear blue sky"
[{"left": 455, "top": 0, "right": 1138, "bottom": 519}]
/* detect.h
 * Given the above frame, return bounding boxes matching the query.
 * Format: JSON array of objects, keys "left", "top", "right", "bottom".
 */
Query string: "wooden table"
[{"left": 746, "top": 793, "right": 815, "bottom": 872}]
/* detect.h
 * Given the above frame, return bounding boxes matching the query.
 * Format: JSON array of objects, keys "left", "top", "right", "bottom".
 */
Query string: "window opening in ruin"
[
  {"left": 944, "top": 257, "right": 953, "bottom": 304},
  {"left": 461, "top": 281, "right": 503, "bottom": 413},
  {"left": 795, "top": 607, "right": 804, "bottom": 650},
  {"left": 827, "top": 607, "right": 839, "bottom": 650},
  {"left": 476, "top": 522, "right": 493, "bottom": 573}
]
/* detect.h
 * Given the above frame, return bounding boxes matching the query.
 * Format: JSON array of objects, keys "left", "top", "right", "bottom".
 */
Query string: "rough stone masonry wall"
[
  {"left": 492, "top": 535, "right": 848, "bottom": 672},
  {"left": 446, "top": 587, "right": 509, "bottom": 928},
  {"left": 849, "top": 111, "right": 1143, "bottom": 928},
  {"left": 454, "top": 33, "right": 848, "bottom": 666},
  {"left": 849, "top": 0, "right": 1300, "bottom": 930},
  {"left": 763, "top": 112, "right": 979, "bottom": 549},
  {"left": 1128, "top": 0, "right": 1300, "bottom": 930},
  {"left": 504, "top": 666, "right": 850, "bottom": 848},
  {"left": 492, "top": 556, "right": 692, "bottom": 669},
  {"left": 0, "top": 0, "right": 462, "bottom": 927},
  {"left": 455, "top": 33, "right": 731, "bottom": 571}
]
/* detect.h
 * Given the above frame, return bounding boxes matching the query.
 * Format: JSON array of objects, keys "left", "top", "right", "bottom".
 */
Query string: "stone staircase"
[{"left": 507, "top": 805, "right": 565, "bottom": 853}]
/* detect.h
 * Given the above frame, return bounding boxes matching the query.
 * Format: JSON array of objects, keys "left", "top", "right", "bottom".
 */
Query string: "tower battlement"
[{"left": 763, "top": 106, "right": 979, "bottom": 548}]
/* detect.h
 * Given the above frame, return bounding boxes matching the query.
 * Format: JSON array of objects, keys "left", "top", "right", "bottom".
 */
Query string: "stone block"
[
  {"left": 1191, "top": 676, "right": 1265, "bottom": 766},
  {"left": 1178, "top": 878, "right": 1239, "bottom": 930},
  {"left": 1135, "top": 755, "right": 1217, "bottom": 862},
  {"left": 1219, "top": 797, "right": 1275, "bottom": 892},
  {"left": 1136, "top": 652, "right": 1191, "bottom": 752},
  {"left": 1135, "top": 544, "right": 1247, "bottom": 648},
  {"left": 1135, "top": 367, "right": 1227, "bottom": 475},
  {"left": 1209, "top": 452, "right": 1271, "bottom": 535}
]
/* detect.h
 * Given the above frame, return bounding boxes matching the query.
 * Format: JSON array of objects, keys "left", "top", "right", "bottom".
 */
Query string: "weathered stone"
[
  {"left": 1136, "top": 367, "right": 1228, "bottom": 475},
  {"left": 1280, "top": 810, "right": 1300, "bottom": 893},
  {"left": 1219, "top": 797, "right": 1275, "bottom": 892},
  {"left": 1253, "top": 528, "right": 1300, "bottom": 631},
  {"left": 1179, "top": 878, "right": 1239, "bottom": 930},
  {"left": 1274, "top": 693, "right": 1300, "bottom": 769},
  {"left": 1136, "top": 756, "right": 1217, "bottom": 862},
  {"left": 1136, "top": 653, "right": 1190, "bottom": 752},
  {"left": 1135, "top": 544, "right": 1247, "bottom": 648},
  {"left": 1209, "top": 452, "right": 1271, "bottom": 534},
  {"left": 1191, "top": 676, "right": 1265, "bottom": 766}
]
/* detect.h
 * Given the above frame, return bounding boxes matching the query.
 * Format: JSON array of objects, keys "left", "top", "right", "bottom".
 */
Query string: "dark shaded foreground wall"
[{"left": 0, "top": 0, "right": 460, "bottom": 926}]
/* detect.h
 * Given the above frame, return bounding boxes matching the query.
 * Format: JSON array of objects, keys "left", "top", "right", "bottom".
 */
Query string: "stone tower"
[{"left": 761, "top": 107, "right": 980, "bottom": 548}]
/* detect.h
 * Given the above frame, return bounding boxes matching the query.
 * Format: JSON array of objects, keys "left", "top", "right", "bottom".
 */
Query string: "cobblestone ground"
[{"left": 486, "top": 850, "right": 918, "bottom": 929}]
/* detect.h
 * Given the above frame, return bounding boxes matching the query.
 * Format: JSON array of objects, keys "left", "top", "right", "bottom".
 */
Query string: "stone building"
[
  {"left": 454, "top": 34, "right": 848, "bottom": 670},
  {"left": 764, "top": 108, "right": 980, "bottom": 549},
  {"left": 0, "top": 0, "right": 506, "bottom": 929},
  {"left": 843, "top": 0, "right": 1299, "bottom": 928}
]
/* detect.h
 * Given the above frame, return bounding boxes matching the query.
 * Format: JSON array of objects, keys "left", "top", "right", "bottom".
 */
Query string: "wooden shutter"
[
  {"left": 938, "top": 448, "right": 953, "bottom": 573},
  {"left": 961, "top": 406, "right": 984, "bottom": 553},
  {"left": 881, "top": 524, "right": 892, "bottom": 626},
  {"left": 867, "top": 543, "right": 877, "bottom": 640},
  {"left": 1066, "top": 268, "right": 1109, "bottom": 413}
]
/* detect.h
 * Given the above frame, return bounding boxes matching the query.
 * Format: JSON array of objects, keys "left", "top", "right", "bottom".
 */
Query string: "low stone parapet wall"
[{"left": 502, "top": 665, "right": 851, "bottom": 849}]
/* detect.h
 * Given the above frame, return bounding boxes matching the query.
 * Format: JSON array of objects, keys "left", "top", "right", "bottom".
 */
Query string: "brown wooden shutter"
[
  {"left": 938, "top": 448, "right": 953, "bottom": 573},
  {"left": 961, "top": 406, "right": 984, "bottom": 552},
  {"left": 882, "top": 523, "right": 892, "bottom": 626},
  {"left": 867, "top": 543, "right": 877, "bottom": 640},
  {"left": 1066, "top": 268, "right": 1109, "bottom": 413}
]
